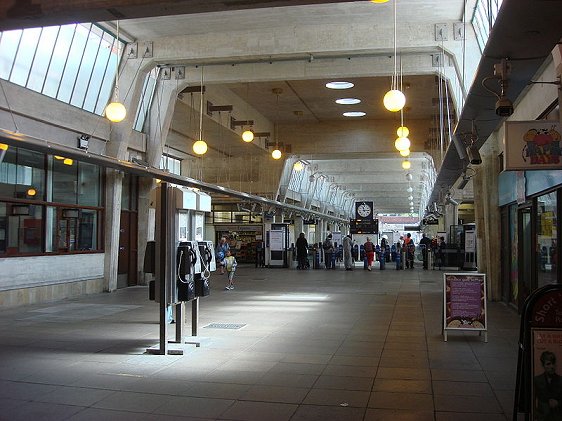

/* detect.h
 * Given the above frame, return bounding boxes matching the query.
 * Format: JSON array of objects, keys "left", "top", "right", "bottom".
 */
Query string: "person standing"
[
  {"left": 223, "top": 249, "right": 237, "bottom": 290},
  {"left": 404, "top": 233, "right": 415, "bottom": 269},
  {"left": 296, "top": 232, "right": 309, "bottom": 269},
  {"left": 436, "top": 236, "right": 446, "bottom": 270},
  {"left": 323, "top": 234, "right": 335, "bottom": 269},
  {"left": 215, "top": 237, "right": 230, "bottom": 275},
  {"left": 419, "top": 233, "right": 432, "bottom": 270},
  {"left": 343, "top": 234, "right": 353, "bottom": 271},
  {"left": 364, "top": 237, "right": 375, "bottom": 271}
]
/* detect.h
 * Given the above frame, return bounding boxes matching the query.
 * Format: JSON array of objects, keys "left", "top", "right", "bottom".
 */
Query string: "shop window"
[
  {"left": 0, "top": 148, "right": 45, "bottom": 200},
  {"left": 0, "top": 202, "right": 43, "bottom": 256},
  {"left": 537, "top": 191, "right": 557, "bottom": 287}
]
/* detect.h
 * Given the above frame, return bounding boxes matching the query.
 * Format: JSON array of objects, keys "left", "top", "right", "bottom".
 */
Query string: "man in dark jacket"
[{"left": 419, "top": 233, "right": 432, "bottom": 270}]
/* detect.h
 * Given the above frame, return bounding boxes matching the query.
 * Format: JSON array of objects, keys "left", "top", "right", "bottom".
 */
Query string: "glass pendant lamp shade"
[
  {"left": 384, "top": 89, "right": 406, "bottom": 112},
  {"left": 27, "top": 188, "right": 37, "bottom": 196},
  {"left": 105, "top": 101, "right": 126, "bottom": 122},
  {"left": 397, "top": 126, "right": 409, "bottom": 138},
  {"left": 193, "top": 140, "right": 208, "bottom": 155},
  {"left": 406, "top": 186, "right": 413, "bottom": 193},
  {"left": 272, "top": 149, "right": 282, "bottom": 160},
  {"left": 399, "top": 148, "right": 410, "bottom": 157},
  {"left": 242, "top": 130, "right": 254, "bottom": 142},
  {"left": 293, "top": 161, "right": 304, "bottom": 171},
  {"left": 402, "top": 159, "right": 411, "bottom": 170},
  {"left": 394, "top": 136, "right": 411, "bottom": 151}
]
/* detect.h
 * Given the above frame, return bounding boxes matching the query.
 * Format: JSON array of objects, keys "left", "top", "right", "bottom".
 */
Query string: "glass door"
[{"left": 518, "top": 206, "right": 533, "bottom": 310}]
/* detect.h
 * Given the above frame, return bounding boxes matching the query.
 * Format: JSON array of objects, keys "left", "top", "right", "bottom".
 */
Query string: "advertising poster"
[
  {"left": 531, "top": 329, "right": 562, "bottom": 421},
  {"left": 443, "top": 273, "right": 487, "bottom": 341},
  {"left": 504, "top": 121, "right": 562, "bottom": 171},
  {"left": 269, "top": 230, "right": 284, "bottom": 251}
]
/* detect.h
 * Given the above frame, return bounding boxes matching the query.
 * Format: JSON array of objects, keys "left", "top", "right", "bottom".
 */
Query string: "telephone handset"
[{"left": 177, "top": 242, "right": 197, "bottom": 280}]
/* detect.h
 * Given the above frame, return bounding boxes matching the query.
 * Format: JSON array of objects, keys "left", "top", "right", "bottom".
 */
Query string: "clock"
[{"left": 356, "top": 202, "right": 373, "bottom": 219}]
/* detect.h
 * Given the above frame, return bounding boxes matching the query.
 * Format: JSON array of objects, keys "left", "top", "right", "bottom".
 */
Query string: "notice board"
[{"left": 443, "top": 273, "right": 487, "bottom": 342}]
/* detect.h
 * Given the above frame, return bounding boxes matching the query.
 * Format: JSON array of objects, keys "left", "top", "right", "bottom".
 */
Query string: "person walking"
[
  {"left": 323, "top": 234, "right": 335, "bottom": 269},
  {"left": 343, "top": 234, "right": 353, "bottom": 271},
  {"left": 223, "top": 249, "right": 237, "bottom": 290},
  {"left": 364, "top": 237, "right": 375, "bottom": 271},
  {"left": 296, "top": 232, "right": 309, "bottom": 269}
]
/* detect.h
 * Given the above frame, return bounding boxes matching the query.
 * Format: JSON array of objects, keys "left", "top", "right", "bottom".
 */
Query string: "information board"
[
  {"left": 269, "top": 230, "right": 284, "bottom": 251},
  {"left": 443, "top": 272, "right": 487, "bottom": 342}
]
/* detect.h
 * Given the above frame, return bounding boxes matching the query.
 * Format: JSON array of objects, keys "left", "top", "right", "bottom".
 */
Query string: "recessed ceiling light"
[
  {"left": 336, "top": 98, "right": 361, "bottom": 105},
  {"left": 343, "top": 111, "right": 366, "bottom": 117},
  {"left": 326, "top": 81, "right": 354, "bottom": 90}
]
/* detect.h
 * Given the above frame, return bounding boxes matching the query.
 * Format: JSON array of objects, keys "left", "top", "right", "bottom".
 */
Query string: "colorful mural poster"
[{"left": 505, "top": 121, "right": 562, "bottom": 170}]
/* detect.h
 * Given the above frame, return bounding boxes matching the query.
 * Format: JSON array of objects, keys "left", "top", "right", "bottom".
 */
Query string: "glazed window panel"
[
  {"left": 0, "top": 30, "right": 22, "bottom": 79},
  {"left": 82, "top": 31, "right": 113, "bottom": 113},
  {"left": 42, "top": 24, "right": 75, "bottom": 98},
  {"left": 1, "top": 202, "right": 44, "bottom": 256},
  {"left": 10, "top": 27, "right": 41, "bottom": 86},
  {"left": 27, "top": 26, "right": 60, "bottom": 93},
  {"left": 537, "top": 191, "right": 557, "bottom": 288},
  {"left": 0, "top": 148, "right": 44, "bottom": 200},
  {"left": 51, "top": 157, "right": 78, "bottom": 204},
  {"left": 78, "top": 162, "right": 100, "bottom": 206}
]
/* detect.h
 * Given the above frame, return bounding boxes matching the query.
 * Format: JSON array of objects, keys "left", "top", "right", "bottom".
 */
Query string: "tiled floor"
[{"left": 0, "top": 263, "right": 521, "bottom": 420}]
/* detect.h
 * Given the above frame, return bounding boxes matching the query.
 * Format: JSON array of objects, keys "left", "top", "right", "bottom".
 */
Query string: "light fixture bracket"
[
  {"left": 207, "top": 101, "right": 233, "bottom": 116},
  {"left": 230, "top": 117, "right": 254, "bottom": 130}
]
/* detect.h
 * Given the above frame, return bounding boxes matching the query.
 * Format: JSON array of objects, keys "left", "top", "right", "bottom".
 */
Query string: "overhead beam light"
[
  {"left": 343, "top": 111, "right": 366, "bottom": 117},
  {"left": 336, "top": 98, "right": 361, "bottom": 105}
]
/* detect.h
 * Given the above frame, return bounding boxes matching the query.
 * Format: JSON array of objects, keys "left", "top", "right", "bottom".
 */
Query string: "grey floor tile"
[
  {"left": 218, "top": 400, "right": 297, "bottom": 421},
  {"left": 93, "top": 391, "right": 171, "bottom": 413},
  {"left": 323, "top": 364, "right": 378, "bottom": 378},
  {"left": 432, "top": 380, "right": 495, "bottom": 397},
  {"left": 435, "top": 412, "right": 508, "bottom": 421},
  {"left": 430, "top": 368, "right": 488, "bottom": 382},
  {"left": 314, "top": 374, "right": 374, "bottom": 391},
  {"left": 2, "top": 401, "right": 84, "bottom": 421},
  {"left": 239, "top": 384, "right": 309, "bottom": 403},
  {"left": 364, "top": 408, "right": 435, "bottom": 420},
  {"left": 373, "top": 378, "right": 432, "bottom": 394},
  {"left": 290, "top": 405, "right": 365, "bottom": 421},
  {"left": 35, "top": 386, "right": 114, "bottom": 406},
  {"left": 434, "top": 394, "right": 503, "bottom": 413},
  {"left": 368, "top": 391, "right": 434, "bottom": 411},
  {"left": 257, "top": 372, "right": 318, "bottom": 388},
  {"left": 303, "top": 388, "right": 370, "bottom": 407},
  {"left": 375, "top": 367, "right": 432, "bottom": 380},
  {"left": 155, "top": 395, "right": 234, "bottom": 418}
]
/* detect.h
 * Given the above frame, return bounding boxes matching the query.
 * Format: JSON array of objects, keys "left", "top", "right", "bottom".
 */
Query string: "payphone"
[{"left": 144, "top": 183, "right": 216, "bottom": 355}]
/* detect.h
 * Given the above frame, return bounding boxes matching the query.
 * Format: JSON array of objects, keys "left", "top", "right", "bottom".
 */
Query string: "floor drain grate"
[{"left": 203, "top": 323, "right": 246, "bottom": 330}]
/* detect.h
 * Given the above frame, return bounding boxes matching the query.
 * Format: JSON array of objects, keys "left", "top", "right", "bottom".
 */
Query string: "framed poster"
[
  {"left": 531, "top": 328, "right": 562, "bottom": 421},
  {"left": 269, "top": 230, "right": 284, "bottom": 251},
  {"left": 504, "top": 121, "right": 562, "bottom": 170},
  {"left": 443, "top": 273, "right": 487, "bottom": 342}
]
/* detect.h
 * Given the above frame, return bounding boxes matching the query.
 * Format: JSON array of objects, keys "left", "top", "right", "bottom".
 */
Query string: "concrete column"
[
  {"left": 103, "top": 169, "right": 124, "bottom": 292},
  {"left": 444, "top": 204, "right": 458, "bottom": 238}
]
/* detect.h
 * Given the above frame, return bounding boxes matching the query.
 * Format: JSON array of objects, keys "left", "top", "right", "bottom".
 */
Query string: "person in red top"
[
  {"left": 404, "top": 233, "right": 415, "bottom": 269},
  {"left": 364, "top": 237, "right": 375, "bottom": 271}
]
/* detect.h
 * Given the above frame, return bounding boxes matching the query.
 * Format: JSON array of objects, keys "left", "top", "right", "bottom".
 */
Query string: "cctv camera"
[
  {"left": 495, "top": 96, "right": 513, "bottom": 117},
  {"left": 466, "top": 145, "right": 482, "bottom": 165}
]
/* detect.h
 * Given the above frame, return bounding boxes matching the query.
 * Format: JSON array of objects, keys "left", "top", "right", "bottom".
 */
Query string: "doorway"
[{"left": 518, "top": 206, "right": 533, "bottom": 310}]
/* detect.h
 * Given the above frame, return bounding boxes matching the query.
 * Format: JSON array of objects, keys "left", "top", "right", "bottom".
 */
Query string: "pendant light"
[
  {"left": 105, "top": 21, "right": 127, "bottom": 123},
  {"left": 193, "top": 67, "right": 208, "bottom": 155},
  {"left": 401, "top": 159, "right": 411, "bottom": 170},
  {"left": 383, "top": 0, "right": 405, "bottom": 112},
  {"left": 272, "top": 88, "right": 282, "bottom": 160},
  {"left": 241, "top": 82, "right": 254, "bottom": 142}
]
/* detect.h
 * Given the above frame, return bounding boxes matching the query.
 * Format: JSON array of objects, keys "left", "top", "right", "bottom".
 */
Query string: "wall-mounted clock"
[{"left": 355, "top": 201, "right": 373, "bottom": 219}]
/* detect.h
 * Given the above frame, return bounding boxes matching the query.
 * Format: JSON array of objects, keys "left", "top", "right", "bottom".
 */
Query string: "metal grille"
[{"left": 203, "top": 323, "right": 246, "bottom": 330}]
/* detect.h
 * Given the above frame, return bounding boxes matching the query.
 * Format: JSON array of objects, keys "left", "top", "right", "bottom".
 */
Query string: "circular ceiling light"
[
  {"left": 394, "top": 136, "right": 411, "bottom": 151},
  {"left": 383, "top": 89, "right": 406, "bottom": 112},
  {"left": 402, "top": 160, "right": 411, "bottom": 170},
  {"left": 242, "top": 130, "right": 254, "bottom": 142},
  {"left": 397, "top": 126, "right": 410, "bottom": 138},
  {"left": 105, "top": 101, "right": 127, "bottom": 123},
  {"left": 399, "top": 149, "right": 410, "bottom": 157},
  {"left": 343, "top": 111, "right": 366, "bottom": 117},
  {"left": 370, "top": 0, "right": 390, "bottom": 3},
  {"left": 193, "top": 140, "right": 208, "bottom": 155},
  {"left": 326, "top": 81, "right": 354, "bottom": 90},
  {"left": 27, "top": 187, "right": 37, "bottom": 196},
  {"left": 0, "top": 143, "right": 8, "bottom": 151},
  {"left": 272, "top": 149, "right": 282, "bottom": 160},
  {"left": 336, "top": 98, "right": 361, "bottom": 105}
]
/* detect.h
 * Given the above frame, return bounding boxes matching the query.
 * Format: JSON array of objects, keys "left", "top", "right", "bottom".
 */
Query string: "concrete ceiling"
[{"left": 4, "top": 0, "right": 561, "bottom": 219}]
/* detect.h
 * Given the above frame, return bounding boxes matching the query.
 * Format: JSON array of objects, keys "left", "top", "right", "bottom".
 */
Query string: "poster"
[
  {"left": 504, "top": 121, "right": 562, "bottom": 170},
  {"left": 531, "top": 328, "right": 562, "bottom": 421},
  {"left": 443, "top": 273, "right": 487, "bottom": 340},
  {"left": 269, "top": 230, "right": 284, "bottom": 251}
]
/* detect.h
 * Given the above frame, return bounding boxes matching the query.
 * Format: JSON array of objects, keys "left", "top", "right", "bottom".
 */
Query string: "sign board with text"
[{"left": 443, "top": 273, "right": 487, "bottom": 342}]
